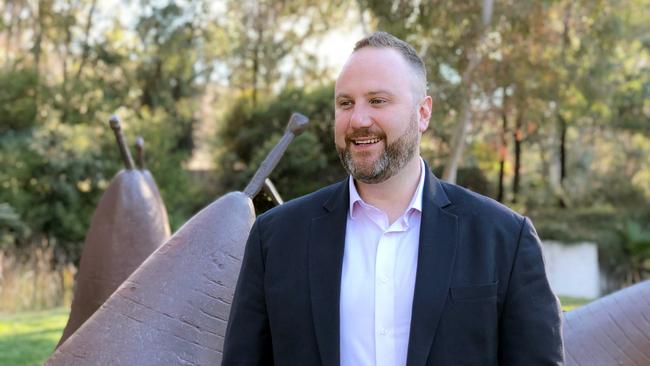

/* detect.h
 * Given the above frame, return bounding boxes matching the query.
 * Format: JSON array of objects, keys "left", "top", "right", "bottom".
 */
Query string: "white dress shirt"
[{"left": 340, "top": 158, "right": 425, "bottom": 366}]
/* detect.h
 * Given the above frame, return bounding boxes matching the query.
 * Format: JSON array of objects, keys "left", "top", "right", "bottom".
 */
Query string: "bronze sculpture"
[
  {"left": 563, "top": 280, "right": 650, "bottom": 365},
  {"left": 46, "top": 113, "right": 308, "bottom": 365},
  {"left": 134, "top": 135, "right": 171, "bottom": 239},
  {"left": 56, "top": 116, "right": 171, "bottom": 347}
]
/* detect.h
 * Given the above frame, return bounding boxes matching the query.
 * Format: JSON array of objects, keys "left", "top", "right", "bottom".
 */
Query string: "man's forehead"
[
  {"left": 335, "top": 47, "right": 420, "bottom": 96},
  {"left": 337, "top": 47, "right": 409, "bottom": 77}
]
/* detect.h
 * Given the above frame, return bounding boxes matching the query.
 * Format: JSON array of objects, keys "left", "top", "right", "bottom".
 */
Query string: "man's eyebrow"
[
  {"left": 366, "top": 90, "right": 394, "bottom": 96},
  {"left": 335, "top": 90, "right": 395, "bottom": 99}
]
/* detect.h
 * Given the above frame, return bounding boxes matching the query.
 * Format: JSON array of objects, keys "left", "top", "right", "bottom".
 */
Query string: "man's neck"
[{"left": 355, "top": 156, "right": 422, "bottom": 225}]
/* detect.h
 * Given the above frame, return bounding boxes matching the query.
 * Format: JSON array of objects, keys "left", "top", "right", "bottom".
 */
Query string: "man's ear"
[{"left": 418, "top": 96, "right": 433, "bottom": 132}]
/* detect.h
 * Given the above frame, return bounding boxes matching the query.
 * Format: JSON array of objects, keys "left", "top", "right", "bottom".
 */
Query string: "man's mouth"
[{"left": 351, "top": 137, "right": 381, "bottom": 145}]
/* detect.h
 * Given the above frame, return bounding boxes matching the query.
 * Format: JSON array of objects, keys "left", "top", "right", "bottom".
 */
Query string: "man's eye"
[
  {"left": 370, "top": 98, "right": 386, "bottom": 105},
  {"left": 338, "top": 100, "right": 353, "bottom": 108}
]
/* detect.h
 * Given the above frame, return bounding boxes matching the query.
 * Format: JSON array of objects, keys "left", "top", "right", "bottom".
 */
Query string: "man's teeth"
[{"left": 354, "top": 138, "right": 381, "bottom": 145}]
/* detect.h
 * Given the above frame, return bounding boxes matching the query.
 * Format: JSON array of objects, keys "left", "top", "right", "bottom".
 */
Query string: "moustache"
[{"left": 344, "top": 128, "right": 386, "bottom": 143}]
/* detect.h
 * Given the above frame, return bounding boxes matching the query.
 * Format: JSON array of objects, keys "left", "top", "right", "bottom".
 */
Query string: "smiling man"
[{"left": 223, "top": 32, "right": 564, "bottom": 366}]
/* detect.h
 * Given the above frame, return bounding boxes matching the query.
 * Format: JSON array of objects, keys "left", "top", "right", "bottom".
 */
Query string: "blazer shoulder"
[{"left": 439, "top": 180, "right": 525, "bottom": 228}]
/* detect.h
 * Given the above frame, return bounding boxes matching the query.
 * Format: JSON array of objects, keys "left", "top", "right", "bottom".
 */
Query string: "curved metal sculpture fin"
[{"left": 563, "top": 280, "right": 650, "bottom": 365}]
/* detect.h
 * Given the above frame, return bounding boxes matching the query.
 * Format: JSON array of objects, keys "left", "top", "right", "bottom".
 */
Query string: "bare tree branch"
[{"left": 75, "top": 0, "right": 98, "bottom": 80}]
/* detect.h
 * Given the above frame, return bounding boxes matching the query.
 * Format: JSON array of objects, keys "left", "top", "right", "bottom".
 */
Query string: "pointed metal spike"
[
  {"left": 243, "top": 113, "right": 309, "bottom": 198},
  {"left": 135, "top": 136, "right": 145, "bottom": 169},
  {"left": 109, "top": 115, "right": 135, "bottom": 170}
]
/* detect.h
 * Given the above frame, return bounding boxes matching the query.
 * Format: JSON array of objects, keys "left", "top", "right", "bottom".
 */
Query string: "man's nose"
[{"left": 349, "top": 105, "right": 373, "bottom": 129}]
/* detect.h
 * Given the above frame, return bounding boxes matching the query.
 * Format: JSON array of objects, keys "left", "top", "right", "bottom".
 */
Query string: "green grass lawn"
[
  {"left": 0, "top": 307, "right": 67, "bottom": 366},
  {"left": 559, "top": 296, "right": 592, "bottom": 311}
]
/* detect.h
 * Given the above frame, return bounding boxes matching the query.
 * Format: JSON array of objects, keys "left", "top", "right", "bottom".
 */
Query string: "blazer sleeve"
[
  {"left": 498, "top": 217, "right": 565, "bottom": 365},
  {"left": 222, "top": 219, "right": 274, "bottom": 365}
]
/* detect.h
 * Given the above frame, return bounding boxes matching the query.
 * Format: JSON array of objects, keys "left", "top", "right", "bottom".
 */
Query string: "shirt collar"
[{"left": 348, "top": 157, "right": 426, "bottom": 220}]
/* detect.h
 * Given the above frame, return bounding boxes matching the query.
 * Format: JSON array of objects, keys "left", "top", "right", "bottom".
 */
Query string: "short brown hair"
[{"left": 354, "top": 31, "right": 427, "bottom": 96}]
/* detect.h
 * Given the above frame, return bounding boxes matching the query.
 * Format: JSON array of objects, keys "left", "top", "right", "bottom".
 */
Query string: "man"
[{"left": 223, "top": 32, "right": 564, "bottom": 365}]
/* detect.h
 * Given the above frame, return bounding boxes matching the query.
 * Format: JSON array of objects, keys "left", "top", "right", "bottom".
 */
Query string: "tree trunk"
[
  {"left": 553, "top": 1, "right": 572, "bottom": 208},
  {"left": 497, "top": 153, "right": 506, "bottom": 202},
  {"left": 356, "top": 0, "right": 369, "bottom": 36},
  {"left": 512, "top": 112, "right": 523, "bottom": 203},
  {"left": 497, "top": 90, "right": 509, "bottom": 202},
  {"left": 442, "top": 100, "right": 472, "bottom": 183},
  {"left": 75, "top": 0, "right": 97, "bottom": 80},
  {"left": 251, "top": 3, "right": 264, "bottom": 108},
  {"left": 3, "top": 1, "right": 16, "bottom": 68},
  {"left": 32, "top": 0, "right": 48, "bottom": 118},
  {"left": 60, "top": 20, "right": 72, "bottom": 123},
  {"left": 442, "top": 0, "right": 493, "bottom": 183},
  {"left": 560, "top": 117, "right": 567, "bottom": 183},
  {"left": 557, "top": 112, "right": 568, "bottom": 208}
]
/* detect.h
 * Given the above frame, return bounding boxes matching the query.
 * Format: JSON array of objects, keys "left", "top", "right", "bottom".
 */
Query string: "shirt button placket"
[{"left": 375, "top": 232, "right": 394, "bottom": 366}]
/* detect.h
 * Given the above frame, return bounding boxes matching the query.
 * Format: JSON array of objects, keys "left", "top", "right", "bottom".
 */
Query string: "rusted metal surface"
[
  {"left": 109, "top": 115, "right": 135, "bottom": 170},
  {"left": 47, "top": 192, "right": 255, "bottom": 366},
  {"left": 135, "top": 136, "right": 170, "bottom": 238},
  {"left": 135, "top": 136, "right": 145, "bottom": 169},
  {"left": 56, "top": 169, "right": 171, "bottom": 347},
  {"left": 563, "top": 280, "right": 650, "bottom": 365},
  {"left": 140, "top": 169, "right": 171, "bottom": 239},
  {"left": 56, "top": 120, "right": 170, "bottom": 347},
  {"left": 46, "top": 113, "right": 309, "bottom": 365},
  {"left": 243, "top": 112, "right": 308, "bottom": 198}
]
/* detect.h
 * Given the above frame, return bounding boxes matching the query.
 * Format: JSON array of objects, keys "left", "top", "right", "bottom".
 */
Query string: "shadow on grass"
[{"left": 0, "top": 308, "right": 68, "bottom": 366}]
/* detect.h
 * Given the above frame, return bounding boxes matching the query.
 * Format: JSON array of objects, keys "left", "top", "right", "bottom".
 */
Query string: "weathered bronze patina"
[
  {"left": 135, "top": 136, "right": 170, "bottom": 237},
  {"left": 135, "top": 136, "right": 145, "bottom": 169},
  {"left": 55, "top": 117, "right": 170, "bottom": 347},
  {"left": 563, "top": 280, "right": 650, "bottom": 365},
  {"left": 46, "top": 113, "right": 308, "bottom": 366},
  {"left": 110, "top": 115, "right": 135, "bottom": 170}
]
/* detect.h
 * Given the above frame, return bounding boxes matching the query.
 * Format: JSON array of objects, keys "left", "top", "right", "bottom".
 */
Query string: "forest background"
[{"left": 1, "top": 0, "right": 649, "bottom": 313}]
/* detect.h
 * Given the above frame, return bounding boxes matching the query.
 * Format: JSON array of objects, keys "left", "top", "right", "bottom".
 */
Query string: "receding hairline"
[{"left": 352, "top": 31, "right": 427, "bottom": 97}]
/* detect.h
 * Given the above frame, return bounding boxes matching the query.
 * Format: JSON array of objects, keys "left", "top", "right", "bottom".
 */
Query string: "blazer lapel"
[
  {"left": 407, "top": 167, "right": 458, "bottom": 366},
  {"left": 309, "top": 181, "right": 348, "bottom": 366}
]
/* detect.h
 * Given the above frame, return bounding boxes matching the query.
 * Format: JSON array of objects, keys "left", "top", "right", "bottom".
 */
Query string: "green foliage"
[
  {"left": 432, "top": 166, "right": 494, "bottom": 197},
  {"left": 0, "top": 203, "right": 30, "bottom": 248},
  {"left": 617, "top": 221, "right": 650, "bottom": 283},
  {"left": 531, "top": 205, "right": 650, "bottom": 286},
  {"left": 216, "top": 84, "right": 345, "bottom": 209},
  {"left": 0, "top": 1, "right": 219, "bottom": 261},
  {"left": 0, "top": 104, "right": 207, "bottom": 261},
  {"left": 119, "top": 107, "right": 209, "bottom": 231},
  {"left": 0, "top": 69, "right": 38, "bottom": 133},
  {"left": 532, "top": 205, "right": 625, "bottom": 244},
  {"left": 0, "top": 0, "right": 648, "bottom": 280},
  {"left": 225, "top": 0, "right": 346, "bottom": 100},
  {"left": 0, "top": 123, "right": 117, "bottom": 258}
]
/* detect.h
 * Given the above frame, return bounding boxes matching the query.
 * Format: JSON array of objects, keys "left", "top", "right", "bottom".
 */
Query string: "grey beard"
[{"left": 337, "top": 119, "right": 418, "bottom": 184}]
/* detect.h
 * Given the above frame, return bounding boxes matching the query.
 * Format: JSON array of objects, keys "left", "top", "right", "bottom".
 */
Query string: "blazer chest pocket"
[
  {"left": 450, "top": 282, "right": 498, "bottom": 301},
  {"left": 441, "top": 282, "right": 499, "bottom": 360}
]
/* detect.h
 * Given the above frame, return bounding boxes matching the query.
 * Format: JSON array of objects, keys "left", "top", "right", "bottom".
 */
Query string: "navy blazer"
[{"left": 223, "top": 165, "right": 564, "bottom": 365}]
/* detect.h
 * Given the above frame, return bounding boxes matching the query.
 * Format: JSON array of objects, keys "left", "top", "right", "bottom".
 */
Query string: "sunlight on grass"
[
  {"left": 0, "top": 307, "right": 68, "bottom": 366},
  {"left": 559, "top": 296, "right": 592, "bottom": 311}
]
